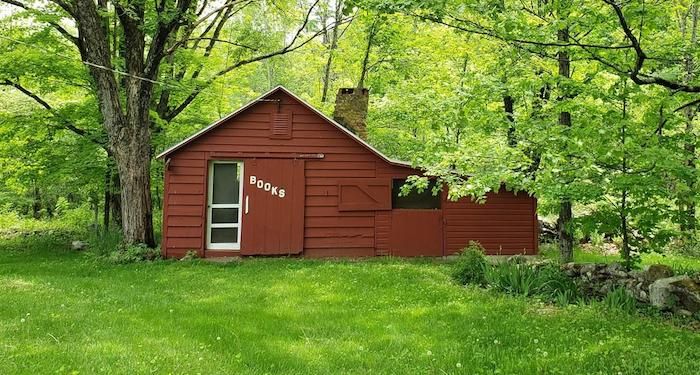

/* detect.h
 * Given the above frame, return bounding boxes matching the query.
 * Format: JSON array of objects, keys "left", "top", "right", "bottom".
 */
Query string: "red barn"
[{"left": 157, "top": 86, "right": 537, "bottom": 258}]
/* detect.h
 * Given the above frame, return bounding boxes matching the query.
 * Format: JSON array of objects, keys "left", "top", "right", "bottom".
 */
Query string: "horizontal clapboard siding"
[
  {"left": 162, "top": 154, "right": 205, "bottom": 256},
  {"left": 443, "top": 190, "right": 537, "bottom": 255}
]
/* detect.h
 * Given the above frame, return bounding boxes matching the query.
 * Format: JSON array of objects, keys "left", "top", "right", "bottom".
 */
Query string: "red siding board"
[{"left": 443, "top": 187, "right": 536, "bottom": 255}]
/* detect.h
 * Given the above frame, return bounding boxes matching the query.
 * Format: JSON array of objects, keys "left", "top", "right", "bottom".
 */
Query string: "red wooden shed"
[{"left": 157, "top": 86, "right": 538, "bottom": 258}]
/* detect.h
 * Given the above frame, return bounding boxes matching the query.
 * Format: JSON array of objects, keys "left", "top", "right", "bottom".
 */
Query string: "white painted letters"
[{"left": 249, "top": 174, "right": 286, "bottom": 198}]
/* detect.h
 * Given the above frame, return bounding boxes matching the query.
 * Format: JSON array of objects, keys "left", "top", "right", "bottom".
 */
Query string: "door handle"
[{"left": 245, "top": 195, "right": 249, "bottom": 214}]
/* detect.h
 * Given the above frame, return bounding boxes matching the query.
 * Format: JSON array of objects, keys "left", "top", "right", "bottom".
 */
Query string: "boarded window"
[
  {"left": 392, "top": 179, "right": 441, "bottom": 209},
  {"left": 338, "top": 178, "right": 391, "bottom": 211},
  {"left": 270, "top": 112, "right": 292, "bottom": 139}
]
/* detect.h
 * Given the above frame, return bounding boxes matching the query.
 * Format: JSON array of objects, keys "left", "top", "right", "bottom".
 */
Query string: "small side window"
[{"left": 392, "top": 179, "right": 441, "bottom": 209}]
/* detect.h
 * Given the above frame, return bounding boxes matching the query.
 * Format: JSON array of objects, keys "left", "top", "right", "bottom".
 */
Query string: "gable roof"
[{"left": 156, "top": 86, "right": 412, "bottom": 168}]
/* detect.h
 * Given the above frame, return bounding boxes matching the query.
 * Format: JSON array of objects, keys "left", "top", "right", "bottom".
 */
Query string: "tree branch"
[
  {"left": 144, "top": 0, "right": 196, "bottom": 78},
  {"left": 1, "top": 79, "right": 106, "bottom": 147},
  {"left": 1, "top": 0, "right": 81, "bottom": 48},
  {"left": 602, "top": 0, "right": 700, "bottom": 92},
  {"left": 164, "top": 0, "right": 335, "bottom": 121}
]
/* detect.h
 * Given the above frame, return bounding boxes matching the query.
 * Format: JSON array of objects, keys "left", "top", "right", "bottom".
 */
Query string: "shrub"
[
  {"left": 602, "top": 287, "right": 637, "bottom": 314},
  {"left": 535, "top": 264, "right": 580, "bottom": 302},
  {"left": 485, "top": 262, "right": 579, "bottom": 303},
  {"left": 452, "top": 242, "right": 488, "bottom": 286},
  {"left": 485, "top": 262, "right": 540, "bottom": 296},
  {"left": 107, "top": 243, "right": 161, "bottom": 264}
]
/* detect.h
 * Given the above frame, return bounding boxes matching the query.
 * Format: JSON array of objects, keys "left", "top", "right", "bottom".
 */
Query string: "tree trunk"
[
  {"left": 680, "top": 3, "right": 699, "bottom": 232},
  {"left": 321, "top": 0, "right": 344, "bottom": 103},
  {"left": 32, "top": 184, "right": 41, "bottom": 219},
  {"left": 357, "top": 16, "right": 379, "bottom": 90},
  {"left": 113, "top": 130, "right": 155, "bottom": 247},
  {"left": 504, "top": 94, "right": 516, "bottom": 146},
  {"left": 111, "top": 168, "right": 122, "bottom": 228},
  {"left": 103, "top": 165, "right": 111, "bottom": 229},
  {"left": 557, "top": 25, "right": 574, "bottom": 262},
  {"left": 621, "top": 190, "right": 631, "bottom": 269},
  {"left": 558, "top": 200, "right": 573, "bottom": 262},
  {"left": 620, "top": 94, "right": 632, "bottom": 269}
]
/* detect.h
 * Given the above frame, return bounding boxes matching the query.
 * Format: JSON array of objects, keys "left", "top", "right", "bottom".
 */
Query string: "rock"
[
  {"left": 603, "top": 262, "right": 623, "bottom": 274},
  {"left": 643, "top": 264, "right": 674, "bottom": 283},
  {"left": 649, "top": 275, "right": 700, "bottom": 313},
  {"left": 671, "top": 277, "right": 700, "bottom": 313},
  {"left": 539, "top": 219, "right": 557, "bottom": 242},
  {"left": 71, "top": 240, "right": 87, "bottom": 251},
  {"left": 677, "top": 309, "right": 693, "bottom": 317}
]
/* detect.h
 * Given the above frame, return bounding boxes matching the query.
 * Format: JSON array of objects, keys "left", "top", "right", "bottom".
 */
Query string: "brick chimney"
[{"left": 333, "top": 88, "right": 369, "bottom": 138}]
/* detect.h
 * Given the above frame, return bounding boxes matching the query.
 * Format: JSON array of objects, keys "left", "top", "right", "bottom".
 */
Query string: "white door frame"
[{"left": 206, "top": 160, "right": 244, "bottom": 250}]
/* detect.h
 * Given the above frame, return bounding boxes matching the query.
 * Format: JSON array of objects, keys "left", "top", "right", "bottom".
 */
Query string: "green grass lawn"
[
  {"left": 1, "top": 236, "right": 699, "bottom": 374},
  {"left": 539, "top": 243, "right": 700, "bottom": 272}
]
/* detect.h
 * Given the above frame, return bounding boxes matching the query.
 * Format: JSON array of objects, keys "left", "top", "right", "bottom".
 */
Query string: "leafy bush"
[
  {"left": 107, "top": 243, "right": 161, "bottom": 264},
  {"left": 602, "top": 287, "right": 637, "bottom": 314},
  {"left": 485, "top": 262, "right": 579, "bottom": 303},
  {"left": 485, "top": 262, "right": 540, "bottom": 296},
  {"left": 452, "top": 242, "right": 488, "bottom": 286},
  {"left": 535, "top": 264, "right": 580, "bottom": 302}
]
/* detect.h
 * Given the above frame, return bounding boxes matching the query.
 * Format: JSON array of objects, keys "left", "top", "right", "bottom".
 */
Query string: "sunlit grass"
[
  {"left": 539, "top": 242, "right": 700, "bottom": 271},
  {"left": 1, "top": 236, "right": 699, "bottom": 374}
]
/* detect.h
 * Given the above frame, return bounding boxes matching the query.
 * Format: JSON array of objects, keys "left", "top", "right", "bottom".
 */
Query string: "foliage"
[
  {"left": 484, "top": 262, "right": 580, "bottom": 304},
  {"left": 602, "top": 287, "right": 638, "bottom": 314},
  {"left": 451, "top": 241, "right": 488, "bottom": 286},
  {"left": 107, "top": 243, "right": 162, "bottom": 265},
  {"left": 2, "top": 238, "right": 700, "bottom": 373}
]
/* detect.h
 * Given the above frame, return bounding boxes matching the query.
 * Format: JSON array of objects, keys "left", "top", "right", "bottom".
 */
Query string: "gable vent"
[{"left": 270, "top": 113, "right": 292, "bottom": 139}]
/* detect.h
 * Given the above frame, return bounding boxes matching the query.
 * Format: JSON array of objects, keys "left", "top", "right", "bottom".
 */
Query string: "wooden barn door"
[{"left": 241, "top": 159, "right": 305, "bottom": 255}]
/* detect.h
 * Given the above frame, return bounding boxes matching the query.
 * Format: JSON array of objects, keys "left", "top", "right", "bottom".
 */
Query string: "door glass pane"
[
  {"left": 211, "top": 208, "right": 239, "bottom": 224},
  {"left": 212, "top": 163, "right": 240, "bottom": 204},
  {"left": 210, "top": 227, "right": 238, "bottom": 243}
]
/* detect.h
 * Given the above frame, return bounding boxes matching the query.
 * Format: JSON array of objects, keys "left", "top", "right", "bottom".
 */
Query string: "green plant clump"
[
  {"left": 107, "top": 243, "right": 161, "bottom": 264},
  {"left": 602, "top": 287, "right": 638, "bottom": 314},
  {"left": 452, "top": 241, "right": 488, "bottom": 286},
  {"left": 485, "top": 263, "right": 579, "bottom": 304}
]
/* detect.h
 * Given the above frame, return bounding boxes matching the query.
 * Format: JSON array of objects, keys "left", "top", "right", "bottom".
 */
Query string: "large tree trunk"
[
  {"left": 114, "top": 142, "right": 155, "bottom": 246},
  {"left": 112, "top": 76, "right": 156, "bottom": 246},
  {"left": 73, "top": 0, "right": 157, "bottom": 246},
  {"left": 557, "top": 24, "right": 575, "bottom": 262}
]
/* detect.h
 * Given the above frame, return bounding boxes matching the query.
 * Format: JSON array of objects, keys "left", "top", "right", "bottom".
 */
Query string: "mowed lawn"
[{"left": 1, "top": 238, "right": 699, "bottom": 374}]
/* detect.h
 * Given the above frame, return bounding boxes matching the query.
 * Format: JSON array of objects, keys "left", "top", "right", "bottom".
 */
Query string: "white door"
[{"left": 206, "top": 161, "right": 244, "bottom": 250}]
